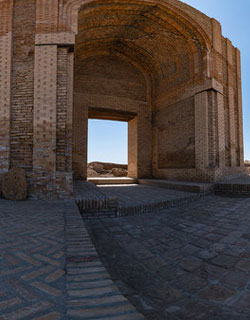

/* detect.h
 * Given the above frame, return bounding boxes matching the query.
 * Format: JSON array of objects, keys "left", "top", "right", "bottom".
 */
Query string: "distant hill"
[{"left": 87, "top": 161, "right": 128, "bottom": 177}]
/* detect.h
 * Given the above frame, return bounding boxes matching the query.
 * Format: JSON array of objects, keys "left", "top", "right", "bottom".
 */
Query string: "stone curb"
[
  {"left": 65, "top": 203, "right": 144, "bottom": 319},
  {"left": 77, "top": 193, "right": 208, "bottom": 219}
]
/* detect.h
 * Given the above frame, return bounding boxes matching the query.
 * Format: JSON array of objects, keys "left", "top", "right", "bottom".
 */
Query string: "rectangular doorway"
[{"left": 87, "top": 119, "right": 128, "bottom": 178}]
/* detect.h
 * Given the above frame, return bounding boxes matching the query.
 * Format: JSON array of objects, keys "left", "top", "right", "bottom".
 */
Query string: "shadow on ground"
[{"left": 85, "top": 195, "right": 250, "bottom": 320}]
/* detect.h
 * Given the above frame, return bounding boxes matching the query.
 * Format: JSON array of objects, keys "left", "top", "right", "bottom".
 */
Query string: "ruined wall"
[{"left": 0, "top": 0, "right": 246, "bottom": 198}]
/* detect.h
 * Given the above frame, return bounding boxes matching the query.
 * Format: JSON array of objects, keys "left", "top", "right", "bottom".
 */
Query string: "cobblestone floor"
[{"left": 85, "top": 195, "right": 250, "bottom": 320}]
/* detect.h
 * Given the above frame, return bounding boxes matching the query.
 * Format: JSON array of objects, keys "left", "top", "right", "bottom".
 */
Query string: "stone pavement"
[
  {"left": 98, "top": 185, "right": 200, "bottom": 207},
  {"left": 85, "top": 195, "right": 250, "bottom": 320},
  {"left": 75, "top": 182, "right": 203, "bottom": 218},
  {"left": 0, "top": 199, "right": 143, "bottom": 320}
]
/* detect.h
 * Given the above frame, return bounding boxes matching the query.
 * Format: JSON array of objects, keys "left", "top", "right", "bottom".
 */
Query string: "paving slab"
[
  {"left": 74, "top": 182, "right": 203, "bottom": 218},
  {"left": 0, "top": 199, "right": 143, "bottom": 319},
  {"left": 98, "top": 184, "right": 201, "bottom": 207},
  {"left": 138, "top": 179, "right": 214, "bottom": 193},
  {"left": 85, "top": 195, "right": 250, "bottom": 320},
  {"left": 2, "top": 192, "right": 250, "bottom": 319}
]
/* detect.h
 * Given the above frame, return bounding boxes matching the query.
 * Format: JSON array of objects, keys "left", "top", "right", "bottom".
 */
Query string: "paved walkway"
[
  {"left": 0, "top": 200, "right": 143, "bottom": 319},
  {"left": 75, "top": 182, "right": 202, "bottom": 217},
  {"left": 2, "top": 192, "right": 250, "bottom": 319},
  {"left": 98, "top": 185, "right": 199, "bottom": 207},
  {"left": 85, "top": 195, "right": 250, "bottom": 320},
  {"left": 75, "top": 182, "right": 199, "bottom": 206}
]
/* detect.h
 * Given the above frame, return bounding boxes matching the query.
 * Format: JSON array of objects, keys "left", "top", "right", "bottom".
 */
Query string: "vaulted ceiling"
[{"left": 75, "top": 1, "right": 209, "bottom": 101}]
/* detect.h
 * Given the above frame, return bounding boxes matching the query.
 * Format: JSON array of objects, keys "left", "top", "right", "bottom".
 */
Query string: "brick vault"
[{"left": 0, "top": 0, "right": 246, "bottom": 199}]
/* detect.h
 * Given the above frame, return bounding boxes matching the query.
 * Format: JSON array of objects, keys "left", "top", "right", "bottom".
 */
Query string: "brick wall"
[
  {"left": 57, "top": 47, "right": 69, "bottom": 172},
  {"left": 73, "top": 53, "right": 151, "bottom": 179},
  {"left": 0, "top": 0, "right": 13, "bottom": 174},
  {"left": 10, "top": 0, "right": 36, "bottom": 170},
  {"left": 155, "top": 97, "right": 195, "bottom": 169},
  {"left": 0, "top": 0, "right": 246, "bottom": 198}
]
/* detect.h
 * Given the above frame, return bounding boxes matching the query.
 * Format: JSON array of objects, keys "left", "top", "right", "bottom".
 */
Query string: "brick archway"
[
  {"left": 70, "top": 0, "right": 211, "bottom": 181},
  {"left": 0, "top": 0, "right": 245, "bottom": 198}
]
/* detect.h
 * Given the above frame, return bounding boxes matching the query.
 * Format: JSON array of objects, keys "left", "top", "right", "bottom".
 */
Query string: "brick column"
[
  {"left": 72, "top": 92, "right": 88, "bottom": 180},
  {"left": 0, "top": 32, "right": 12, "bottom": 174},
  {"left": 217, "top": 91, "right": 226, "bottom": 168},
  {"left": 195, "top": 91, "right": 209, "bottom": 172},
  {"left": 33, "top": 44, "right": 58, "bottom": 181},
  {"left": 235, "top": 49, "right": 244, "bottom": 167},
  {"left": 137, "top": 105, "right": 152, "bottom": 178},
  {"left": 128, "top": 117, "right": 138, "bottom": 178},
  {"left": 33, "top": 33, "right": 75, "bottom": 198},
  {"left": 195, "top": 86, "right": 225, "bottom": 179},
  {"left": 226, "top": 39, "right": 237, "bottom": 167}
]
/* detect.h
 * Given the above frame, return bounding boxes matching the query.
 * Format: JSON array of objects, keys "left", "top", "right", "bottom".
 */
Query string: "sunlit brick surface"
[{"left": 0, "top": 0, "right": 246, "bottom": 198}]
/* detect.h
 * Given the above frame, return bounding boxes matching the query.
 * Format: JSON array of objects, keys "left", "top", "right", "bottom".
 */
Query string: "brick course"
[{"left": 10, "top": 0, "right": 36, "bottom": 170}]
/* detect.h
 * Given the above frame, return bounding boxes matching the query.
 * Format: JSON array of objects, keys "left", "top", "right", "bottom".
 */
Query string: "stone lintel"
[{"left": 35, "top": 32, "right": 75, "bottom": 46}]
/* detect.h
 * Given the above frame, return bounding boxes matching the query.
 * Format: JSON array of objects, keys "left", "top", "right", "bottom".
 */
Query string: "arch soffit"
[
  {"left": 59, "top": 0, "right": 211, "bottom": 52},
  {"left": 74, "top": 39, "right": 156, "bottom": 101},
  {"left": 58, "top": 0, "right": 213, "bottom": 101}
]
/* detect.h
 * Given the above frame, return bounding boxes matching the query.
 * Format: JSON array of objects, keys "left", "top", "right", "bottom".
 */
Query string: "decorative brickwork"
[
  {"left": 0, "top": 0, "right": 13, "bottom": 175},
  {"left": 0, "top": 0, "right": 13, "bottom": 36},
  {"left": 0, "top": 0, "right": 247, "bottom": 198},
  {"left": 57, "top": 47, "right": 69, "bottom": 172},
  {"left": 0, "top": 33, "right": 12, "bottom": 174},
  {"left": 10, "top": 0, "right": 36, "bottom": 170}
]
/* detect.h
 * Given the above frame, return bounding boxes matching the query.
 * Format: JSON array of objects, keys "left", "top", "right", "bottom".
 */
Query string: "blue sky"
[
  {"left": 88, "top": 120, "right": 128, "bottom": 163},
  {"left": 88, "top": 0, "right": 250, "bottom": 163}
]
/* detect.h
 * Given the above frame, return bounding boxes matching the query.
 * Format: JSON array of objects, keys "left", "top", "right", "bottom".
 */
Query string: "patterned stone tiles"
[
  {"left": 64, "top": 203, "right": 144, "bottom": 319},
  {"left": 75, "top": 182, "right": 203, "bottom": 218},
  {"left": 85, "top": 195, "right": 250, "bottom": 319},
  {"left": 0, "top": 200, "right": 67, "bottom": 319},
  {"left": 0, "top": 199, "right": 144, "bottom": 319}
]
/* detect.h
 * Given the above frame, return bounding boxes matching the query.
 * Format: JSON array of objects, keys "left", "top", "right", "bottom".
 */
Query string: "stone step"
[
  {"left": 138, "top": 179, "right": 214, "bottom": 194},
  {"left": 215, "top": 178, "right": 250, "bottom": 197},
  {"left": 88, "top": 177, "right": 138, "bottom": 185}
]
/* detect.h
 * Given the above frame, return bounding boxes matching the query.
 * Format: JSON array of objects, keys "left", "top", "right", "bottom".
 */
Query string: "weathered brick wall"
[
  {"left": 74, "top": 55, "right": 147, "bottom": 103},
  {"left": 32, "top": 42, "right": 74, "bottom": 199},
  {"left": 36, "top": 0, "right": 58, "bottom": 33},
  {"left": 0, "top": 0, "right": 13, "bottom": 175},
  {"left": 57, "top": 47, "right": 70, "bottom": 172},
  {"left": 154, "top": 97, "right": 195, "bottom": 169},
  {"left": 10, "top": 0, "right": 36, "bottom": 170},
  {"left": 211, "top": 19, "right": 244, "bottom": 169},
  {"left": 208, "top": 90, "right": 219, "bottom": 168},
  {"left": 73, "top": 54, "right": 151, "bottom": 179},
  {"left": 0, "top": 0, "right": 13, "bottom": 36},
  {"left": 0, "top": 0, "right": 246, "bottom": 198}
]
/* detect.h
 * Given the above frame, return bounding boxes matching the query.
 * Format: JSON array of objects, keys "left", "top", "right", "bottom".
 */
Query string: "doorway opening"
[{"left": 87, "top": 119, "right": 128, "bottom": 178}]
